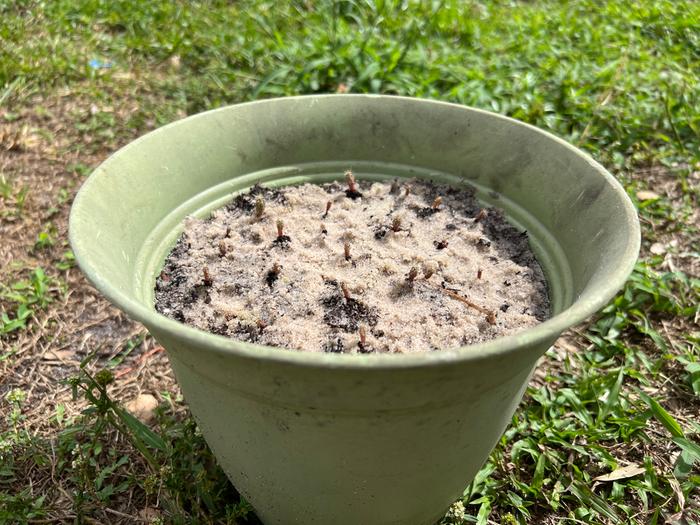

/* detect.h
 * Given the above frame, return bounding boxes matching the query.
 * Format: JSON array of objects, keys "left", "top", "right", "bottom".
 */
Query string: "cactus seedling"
[
  {"left": 358, "top": 324, "right": 370, "bottom": 352},
  {"left": 391, "top": 215, "right": 402, "bottom": 232},
  {"left": 431, "top": 196, "right": 443, "bottom": 209},
  {"left": 203, "top": 267, "right": 213, "bottom": 286},
  {"left": 344, "top": 240, "right": 351, "bottom": 261},
  {"left": 340, "top": 282, "right": 351, "bottom": 302},
  {"left": 218, "top": 240, "right": 227, "bottom": 257},
  {"left": 323, "top": 200, "right": 332, "bottom": 218},
  {"left": 345, "top": 170, "right": 362, "bottom": 199},
  {"left": 254, "top": 196, "right": 265, "bottom": 219},
  {"left": 474, "top": 208, "right": 488, "bottom": 222},
  {"left": 272, "top": 219, "right": 291, "bottom": 247},
  {"left": 477, "top": 268, "right": 482, "bottom": 280}
]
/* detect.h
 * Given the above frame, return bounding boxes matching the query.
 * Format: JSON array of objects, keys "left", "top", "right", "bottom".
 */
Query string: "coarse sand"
[{"left": 155, "top": 176, "right": 550, "bottom": 354}]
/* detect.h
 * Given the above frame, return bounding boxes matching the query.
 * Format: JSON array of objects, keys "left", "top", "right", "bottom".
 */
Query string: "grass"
[{"left": 1, "top": 0, "right": 699, "bottom": 523}]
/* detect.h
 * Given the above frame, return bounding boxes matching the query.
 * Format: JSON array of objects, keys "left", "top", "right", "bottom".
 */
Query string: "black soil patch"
[{"left": 321, "top": 295, "right": 378, "bottom": 332}]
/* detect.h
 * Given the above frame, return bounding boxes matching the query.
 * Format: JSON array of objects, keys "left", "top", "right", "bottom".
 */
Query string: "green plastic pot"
[{"left": 69, "top": 95, "right": 639, "bottom": 525}]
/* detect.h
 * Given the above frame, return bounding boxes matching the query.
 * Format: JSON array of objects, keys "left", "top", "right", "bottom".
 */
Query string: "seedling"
[
  {"left": 344, "top": 240, "right": 351, "bottom": 261},
  {"left": 340, "top": 282, "right": 351, "bottom": 302},
  {"left": 391, "top": 215, "right": 402, "bottom": 232},
  {"left": 218, "top": 240, "right": 227, "bottom": 257},
  {"left": 273, "top": 219, "right": 291, "bottom": 247},
  {"left": 323, "top": 200, "right": 332, "bottom": 218},
  {"left": 321, "top": 223, "right": 328, "bottom": 235},
  {"left": 390, "top": 179, "right": 400, "bottom": 194},
  {"left": 345, "top": 170, "right": 362, "bottom": 199},
  {"left": 431, "top": 196, "right": 442, "bottom": 209},
  {"left": 358, "top": 324, "right": 369, "bottom": 352},
  {"left": 423, "top": 264, "right": 435, "bottom": 280},
  {"left": 254, "top": 196, "right": 265, "bottom": 219},
  {"left": 477, "top": 268, "right": 482, "bottom": 280},
  {"left": 404, "top": 185, "right": 411, "bottom": 198},
  {"left": 474, "top": 208, "right": 488, "bottom": 222},
  {"left": 203, "top": 267, "right": 213, "bottom": 286}
]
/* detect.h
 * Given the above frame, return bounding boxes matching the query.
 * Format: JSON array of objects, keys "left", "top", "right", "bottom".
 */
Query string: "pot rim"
[{"left": 69, "top": 94, "right": 640, "bottom": 369}]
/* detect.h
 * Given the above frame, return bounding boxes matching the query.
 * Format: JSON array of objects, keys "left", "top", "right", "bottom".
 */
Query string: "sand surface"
[{"left": 155, "top": 177, "right": 550, "bottom": 354}]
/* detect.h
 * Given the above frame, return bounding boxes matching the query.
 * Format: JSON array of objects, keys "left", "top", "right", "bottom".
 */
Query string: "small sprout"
[
  {"left": 474, "top": 208, "right": 488, "bottom": 222},
  {"left": 391, "top": 215, "right": 402, "bottom": 232},
  {"left": 340, "top": 282, "right": 351, "bottom": 302},
  {"left": 344, "top": 240, "right": 351, "bottom": 261},
  {"left": 254, "top": 196, "right": 265, "bottom": 219},
  {"left": 404, "top": 185, "right": 411, "bottom": 198},
  {"left": 276, "top": 219, "right": 284, "bottom": 238},
  {"left": 345, "top": 170, "right": 357, "bottom": 193},
  {"left": 218, "top": 240, "right": 227, "bottom": 257},
  {"left": 423, "top": 263, "right": 436, "bottom": 280},
  {"left": 225, "top": 226, "right": 231, "bottom": 238},
  {"left": 323, "top": 200, "right": 332, "bottom": 218},
  {"left": 344, "top": 170, "right": 363, "bottom": 199},
  {"left": 358, "top": 324, "right": 367, "bottom": 349},
  {"left": 406, "top": 266, "right": 419, "bottom": 283},
  {"left": 320, "top": 223, "right": 328, "bottom": 235},
  {"left": 272, "top": 220, "right": 291, "bottom": 247},
  {"left": 477, "top": 268, "right": 482, "bottom": 280},
  {"left": 203, "top": 267, "right": 213, "bottom": 286},
  {"left": 431, "top": 196, "right": 443, "bottom": 210},
  {"left": 390, "top": 179, "right": 400, "bottom": 194},
  {"left": 486, "top": 311, "right": 497, "bottom": 325}
]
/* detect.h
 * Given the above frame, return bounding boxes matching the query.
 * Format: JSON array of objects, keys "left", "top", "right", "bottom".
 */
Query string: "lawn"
[{"left": 1, "top": 0, "right": 698, "bottom": 523}]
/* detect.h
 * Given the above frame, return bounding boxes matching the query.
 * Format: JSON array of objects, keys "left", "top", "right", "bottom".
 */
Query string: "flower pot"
[{"left": 69, "top": 95, "right": 639, "bottom": 525}]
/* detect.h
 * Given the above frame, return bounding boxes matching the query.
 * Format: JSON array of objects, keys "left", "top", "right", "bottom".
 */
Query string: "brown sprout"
[
  {"left": 276, "top": 219, "right": 285, "bottom": 238},
  {"left": 391, "top": 215, "right": 402, "bottom": 232},
  {"left": 345, "top": 170, "right": 357, "bottom": 193},
  {"left": 359, "top": 324, "right": 367, "bottom": 347},
  {"left": 218, "top": 240, "right": 227, "bottom": 257},
  {"left": 431, "top": 196, "right": 443, "bottom": 210},
  {"left": 340, "top": 282, "right": 351, "bottom": 301},
  {"left": 477, "top": 268, "right": 482, "bottom": 280},
  {"left": 203, "top": 267, "right": 213, "bottom": 286},
  {"left": 323, "top": 200, "right": 332, "bottom": 218},
  {"left": 343, "top": 240, "right": 351, "bottom": 261},
  {"left": 474, "top": 208, "right": 488, "bottom": 222}
]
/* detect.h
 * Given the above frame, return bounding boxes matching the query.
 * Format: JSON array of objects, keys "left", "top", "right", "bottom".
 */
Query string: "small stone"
[
  {"left": 126, "top": 394, "right": 158, "bottom": 423},
  {"left": 649, "top": 242, "right": 666, "bottom": 255},
  {"left": 636, "top": 190, "right": 660, "bottom": 201}
]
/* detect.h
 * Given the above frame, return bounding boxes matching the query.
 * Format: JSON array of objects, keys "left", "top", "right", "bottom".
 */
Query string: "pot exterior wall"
[{"left": 153, "top": 328, "right": 551, "bottom": 525}]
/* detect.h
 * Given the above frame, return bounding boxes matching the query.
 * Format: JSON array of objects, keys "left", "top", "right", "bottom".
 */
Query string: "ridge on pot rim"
[{"left": 69, "top": 95, "right": 640, "bottom": 367}]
